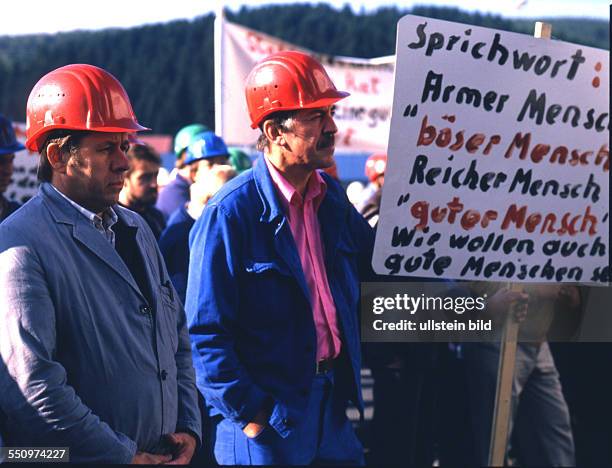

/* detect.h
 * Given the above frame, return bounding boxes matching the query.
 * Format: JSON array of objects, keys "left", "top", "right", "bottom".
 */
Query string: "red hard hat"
[
  {"left": 365, "top": 153, "right": 387, "bottom": 182},
  {"left": 25, "top": 64, "right": 149, "bottom": 152},
  {"left": 245, "top": 50, "right": 349, "bottom": 129}
]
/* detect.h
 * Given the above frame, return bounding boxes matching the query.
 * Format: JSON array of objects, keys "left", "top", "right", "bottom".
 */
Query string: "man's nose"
[
  {"left": 323, "top": 112, "right": 338, "bottom": 134},
  {"left": 112, "top": 147, "right": 130, "bottom": 172}
]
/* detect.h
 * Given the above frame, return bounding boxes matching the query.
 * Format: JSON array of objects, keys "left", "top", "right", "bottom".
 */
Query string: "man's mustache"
[{"left": 318, "top": 133, "right": 335, "bottom": 149}]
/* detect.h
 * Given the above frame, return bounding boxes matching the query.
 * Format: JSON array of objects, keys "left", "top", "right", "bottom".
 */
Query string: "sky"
[{"left": 1, "top": 0, "right": 609, "bottom": 37}]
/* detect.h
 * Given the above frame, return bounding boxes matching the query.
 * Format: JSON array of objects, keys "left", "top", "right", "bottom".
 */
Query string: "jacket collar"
[
  {"left": 40, "top": 183, "right": 138, "bottom": 228},
  {"left": 317, "top": 172, "right": 349, "bottom": 267},
  {"left": 41, "top": 183, "right": 85, "bottom": 226},
  {"left": 253, "top": 154, "right": 285, "bottom": 224},
  {"left": 40, "top": 183, "right": 146, "bottom": 302},
  {"left": 252, "top": 154, "right": 348, "bottom": 239},
  {"left": 252, "top": 155, "right": 350, "bottom": 297}
]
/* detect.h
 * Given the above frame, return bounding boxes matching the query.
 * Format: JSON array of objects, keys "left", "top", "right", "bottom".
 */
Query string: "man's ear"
[
  {"left": 46, "top": 142, "right": 69, "bottom": 174},
  {"left": 262, "top": 120, "right": 286, "bottom": 147}
]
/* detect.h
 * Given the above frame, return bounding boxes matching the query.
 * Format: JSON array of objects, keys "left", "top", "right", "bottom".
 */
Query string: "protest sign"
[
  {"left": 372, "top": 15, "right": 609, "bottom": 283},
  {"left": 6, "top": 123, "right": 37, "bottom": 204},
  {"left": 215, "top": 13, "right": 394, "bottom": 152}
]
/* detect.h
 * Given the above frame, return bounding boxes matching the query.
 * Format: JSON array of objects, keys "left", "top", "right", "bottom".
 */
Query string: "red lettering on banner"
[
  {"left": 344, "top": 71, "right": 381, "bottom": 95},
  {"left": 246, "top": 32, "right": 285, "bottom": 56}
]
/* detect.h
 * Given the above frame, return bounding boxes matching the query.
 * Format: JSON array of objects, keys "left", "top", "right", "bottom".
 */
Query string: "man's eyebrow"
[
  {"left": 308, "top": 109, "right": 326, "bottom": 116},
  {"left": 95, "top": 138, "right": 127, "bottom": 146}
]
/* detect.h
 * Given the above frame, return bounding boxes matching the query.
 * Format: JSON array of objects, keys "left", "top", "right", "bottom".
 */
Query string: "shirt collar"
[
  {"left": 264, "top": 156, "right": 327, "bottom": 210},
  {"left": 50, "top": 184, "right": 118, "bottom": 229}
]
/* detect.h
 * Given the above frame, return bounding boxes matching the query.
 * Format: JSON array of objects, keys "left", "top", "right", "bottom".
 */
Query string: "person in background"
[
  {"left": 0, "top": 64, "right": 200, "bottom": 464},
  {"left": 118, "top": 137, "right": 166, "bottom": 239},
  {"left": 159, "top": 136, "right": 236, "bottom": 467},
  {"left": 183, "top": 131, "right": 230, "bottom": 181},
  {"left": 186, "top": 50, "right": 374, "bottom": 466},
  {"left": 356, "top": 151, "right": 439, "bottom": 466},
  {"left": 462, "top": 283, "right": 576, "bottom": 466},
  {"left": 156, "top": 123, "right": 208, "bottom": 219},
  {"left": 159, "top": 162, "right": 236, "bottom": 304},
  {"left": 357, "top": 152, "right": 386, "bottom": 226},
  {"left": 0, "top": 114, "right": 26, "bottom": 222},
  {"left": 345, "top": 180, "right": 366, "bottom": 207}
]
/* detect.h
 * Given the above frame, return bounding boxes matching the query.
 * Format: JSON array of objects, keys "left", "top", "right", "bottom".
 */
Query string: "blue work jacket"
[
  {"left": 186, "top": 155, "right": 374, "bottom": 438},
  {"left": 0, "top": 184, "right": 201, "bottom": 463}
]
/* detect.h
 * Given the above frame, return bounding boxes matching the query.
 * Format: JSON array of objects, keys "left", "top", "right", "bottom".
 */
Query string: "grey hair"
[{"left": 256, "top": 110, "right": 298, "bottom": 152}]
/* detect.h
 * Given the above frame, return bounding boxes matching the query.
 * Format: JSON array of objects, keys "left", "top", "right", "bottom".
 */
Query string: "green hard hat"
[
  {"left": 228, "top": 148, "right": 253, "bottom": 174},
  {"left": 174, "top": 123, "right": 210, "bottom": 156}
]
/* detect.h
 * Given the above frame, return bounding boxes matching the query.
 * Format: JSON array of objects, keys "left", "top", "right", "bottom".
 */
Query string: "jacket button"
[
  {"left": 305, "top": 345, "right": 313, "bottom": 353},
  {"left": 300, "top": 389, "right": 309, "bottom": 397},
  {"left": 160, "top": 370, "right": 168, "bottom": 380},
  {"left": 140, "top": 305, "right": 151, "bottom": 315}
]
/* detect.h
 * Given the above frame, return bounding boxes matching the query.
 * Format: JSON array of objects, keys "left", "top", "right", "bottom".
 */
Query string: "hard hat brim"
[
  {"left": 250, "top": 91, "right": 350, "bottom": 129},
  {"left": 184, "top": 151, "right": 230, "bottom": 166},
  {"left": 26, "top": 122, "right": 151, "bottom": 153},
  {"left": 0, "top": 142, "right": 26, "bottom": 155}
]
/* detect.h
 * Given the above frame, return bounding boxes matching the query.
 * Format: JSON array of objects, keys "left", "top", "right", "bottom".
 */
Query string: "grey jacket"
[{"left": 0, "top": 183, "right": 200, "bottom": 463}]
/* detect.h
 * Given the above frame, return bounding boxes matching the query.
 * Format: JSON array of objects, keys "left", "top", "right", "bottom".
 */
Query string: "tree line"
[{"left": 0, "top": 4, "right": 607, "bottom": 136}]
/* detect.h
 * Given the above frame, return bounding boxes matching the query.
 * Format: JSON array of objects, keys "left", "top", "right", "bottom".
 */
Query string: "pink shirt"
[{"left": 265, "top": 157, "right": 341, "bottom": 361}]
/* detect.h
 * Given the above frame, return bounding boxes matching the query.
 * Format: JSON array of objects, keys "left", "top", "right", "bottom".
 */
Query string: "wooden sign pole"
[
  {"left": 487, "top": 22, "right": 552, "bottom": 467},
  {"left": 487, "top": 306, "right": 520, "bottom": 466}
]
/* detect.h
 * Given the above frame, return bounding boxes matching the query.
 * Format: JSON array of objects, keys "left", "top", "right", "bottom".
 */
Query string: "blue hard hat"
[
  {"left": 184, "top": 131, "right": 229, "bottom": 165},
  {"left": 0, "top": 115, "right": 26, "bottom": 156}
]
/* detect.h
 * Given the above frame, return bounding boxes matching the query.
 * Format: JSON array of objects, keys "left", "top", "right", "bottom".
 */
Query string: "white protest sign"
[
  {"left": 5, "top": 123, "right": 38, "bottom": 204},
  {"left": 217, "top": 18, "right": 394, "bottom": 152},
  {"left": 372, "top": 15, "right": 609, "bottom": 283}
]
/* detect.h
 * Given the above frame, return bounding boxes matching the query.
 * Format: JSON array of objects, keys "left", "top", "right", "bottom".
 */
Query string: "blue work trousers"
[{"left": 213, "top": 370, "right": 364, "bottom": 465}]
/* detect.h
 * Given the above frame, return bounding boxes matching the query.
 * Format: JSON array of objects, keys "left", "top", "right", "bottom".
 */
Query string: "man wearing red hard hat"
[
  {"left": 186, "top": 51, "right": 374, "bottom": 465},
  {"left": 0, "top": 64, "right": 200, "bottom": 464}
]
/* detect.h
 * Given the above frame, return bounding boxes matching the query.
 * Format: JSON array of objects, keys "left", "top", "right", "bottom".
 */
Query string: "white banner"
[
  {"left": 372, "top": 15, "right": 609, "bottom": 283},
  {"left": 215, "top": 15, "right": 394, "bottom": 153},
  {"left": 6, "top": 123, "right": 38, "bottom": 204}
]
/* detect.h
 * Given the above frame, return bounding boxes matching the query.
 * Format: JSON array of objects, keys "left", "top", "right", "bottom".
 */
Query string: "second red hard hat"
[
  {"left": 245, "top": 50, "right": 349, "bottom": 129},
  {"left": 365, "top": 153, "right": 387, "bottom": 182}
]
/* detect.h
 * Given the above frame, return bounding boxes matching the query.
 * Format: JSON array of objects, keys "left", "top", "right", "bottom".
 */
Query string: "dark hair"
[
  {"left": 37, "top": 130, "right": 90, "bottom": 183},
  {"left": 126, "top": 143, "right": 161, "bottom": 175},
  {"left": 256, "top": 110, "right": 298, "bottom": 152}
]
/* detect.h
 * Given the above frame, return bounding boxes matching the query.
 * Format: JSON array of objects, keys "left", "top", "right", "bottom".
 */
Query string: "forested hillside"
[{"left": 0, "top": 4, "right": 607, "bottom": 135}]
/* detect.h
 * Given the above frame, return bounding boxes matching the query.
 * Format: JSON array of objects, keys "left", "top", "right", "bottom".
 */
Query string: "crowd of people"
[{"left": 0, "top": 51, "right": 609, "bottom": 466}]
